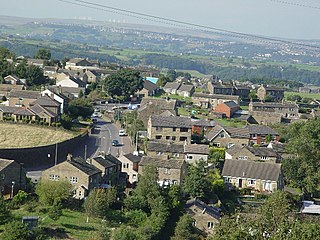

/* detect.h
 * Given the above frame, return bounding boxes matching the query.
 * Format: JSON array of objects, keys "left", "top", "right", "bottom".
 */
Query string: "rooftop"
[
  {"left": 9, "top": 90, "right": 41, "bottom": 99},
  {"left": 139, "top": 156, "right": 185, "bottom": 169},
  {"left": 147, "top": 141, "right": 184, "bottom": 153},
  {"left": 245, "top": 125, "right": 278, "bottom": 135},
  {"left": 150, "top": 115, "right": 192, "bottom": 128},
  {"left": 184, "top": 144, "right": 209, "bottom": 155},
  {"left": 186, "top": 198, "right": 221, "bottom": 220},
  {"left": 68, "top": 157, "right": 101, "bottom": 176}
]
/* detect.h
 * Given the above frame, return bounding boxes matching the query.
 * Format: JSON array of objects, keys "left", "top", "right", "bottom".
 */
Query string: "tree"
[
  {"left": 2, "top": 221, "right": 30, "bottom": 240},
  {"left": 157, "top": 74, "right": 171, "bottom": 87},
  {"left": 48, "top": 202, "right": 63, "bottom": 221},
  {"left": 167, "top": 70, "right": 177, "bottom": 81},
  {"left": 78, "top": 89, "right": 84, "bottom": 98},
  {"left": 103, "top": 68, "right": 143, "bottom": 100},
  {"left": 171, "top": 214, "right": 196, "bottom": 240},
  {"left": 84, "top": 188, "right": 117, "bottom": 221},
  {"left": 34, "top": 48, "right": 51, "bottom": 60},
  {"left": 12, "top": 190, "right": 28, "bottom": 206},
  {"left": 15, "top": 60, "right": 28, "bottom": 79},
  {"left": 265, "top": 134, "right": 273, "bottom": 143},
  {"left": 0, "top": 195, "right": 10, "bottom": 224},
  {"left": 183, "top": 161, "right": 211, "bottom": 199},
  {"left": 68, "top": 98, "right": 94, "bottom": 119},
  {"left": 207, "top": 169, "right": 225, "bottom": 196},
  {"left": 112, "top": 226, "right": 141, "bottom": 240},
  {"left": 60, "top": 114, "right": 72, "bottom": 130},
  {"left": 36, "top": 180, "right": 72, "bottom": 206},
  {"left": 26, "top": 65, "right": 45, "bottom": 86}
]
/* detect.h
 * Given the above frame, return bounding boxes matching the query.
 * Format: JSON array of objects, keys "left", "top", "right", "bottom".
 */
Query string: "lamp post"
[{"left": 11, "top": 181, "right": 15, "bottom": 199}]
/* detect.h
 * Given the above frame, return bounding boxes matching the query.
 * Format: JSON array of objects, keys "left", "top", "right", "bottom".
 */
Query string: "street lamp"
[{"left": 11, "top": 181, "right": 15, "bottom": 199}]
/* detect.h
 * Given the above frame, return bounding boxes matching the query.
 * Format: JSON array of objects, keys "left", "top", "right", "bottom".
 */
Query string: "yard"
[
  {"left": 0, "top": 123, "right": 77, "bottom": 149},
  {"left": 285, "top": 91, "right": 320, "bottom": 100}
]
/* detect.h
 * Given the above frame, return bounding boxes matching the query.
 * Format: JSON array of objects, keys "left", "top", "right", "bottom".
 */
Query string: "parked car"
[
  {"left": 112, "top": 140, "right": 120, "bottom": 146},
  {"left": 119, "top": 129, "right": 127, "bottom": 136}
]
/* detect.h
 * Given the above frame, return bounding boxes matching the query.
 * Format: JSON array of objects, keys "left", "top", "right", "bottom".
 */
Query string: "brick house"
[
  {"left": 245, "top": 125, "right": 280, "bottom": 145},
  {"left": 249, "top": 101, "right": 299, "bottom": 124},
  {"left": 41, "top": 155, "right": 101, "bottom": 199},
  {"left": 148, "top": 115, "right": 192, "bottom": 143},
  {"left": 225, "top": 145, "right": 280, "bottom": 163},
  {"left": 214, "top": 101, "right": 240, "bottom": 118},
  {"left": 222, "top": 159, "right": 283, "bottom": 192},
  {"left": 0, "top": 158, "right": 27, "bottom": 198},
  {"left": 186, "top": 199, "right": 221, "bottom": 235},
  {"left": 118, "top": 153, "right": 142, "bottom": 184},
  {"left": 206, "top": 125, "right": 249, "bottom": 148},
  {"left": 138, "top": 156, "right": 187, "bottom": 187}
]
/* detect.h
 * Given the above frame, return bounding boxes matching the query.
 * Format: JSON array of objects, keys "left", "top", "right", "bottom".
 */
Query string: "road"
[{"left": 27, "top": 116, "right": 133, "bottom": 182}]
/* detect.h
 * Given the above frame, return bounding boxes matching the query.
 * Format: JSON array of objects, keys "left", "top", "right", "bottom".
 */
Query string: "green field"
[
  {"left": 0, "top": 123, "right": 76, "bottom": 148},
  {"left": 285, "top": 91, "right": 320, "bottom": 100}
]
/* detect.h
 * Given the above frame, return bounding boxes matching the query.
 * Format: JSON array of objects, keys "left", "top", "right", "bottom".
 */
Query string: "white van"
[{"left": 119, "top": 129, "right": 127, "bottom": 136}]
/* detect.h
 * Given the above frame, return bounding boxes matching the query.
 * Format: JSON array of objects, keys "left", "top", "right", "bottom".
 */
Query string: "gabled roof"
[
  {"left": 4, "top": 74, "right": 20, "bottom": 81},
  {"left": 147, "top": 141, "right": 184, "bottom": 153},
  {"left": 9, "top": 90, "right": 41, "bottom": 99},
  {"left": 140, "top": 97, "right": 177, "bottom": 110},
  {"left": 0, "top": 106, "right": 19, "bottom": 114},
  {"left": 246, "top": 125, "right": 278, "bottom": 135},
  {"left": 30, "top": 104, "right": 56, "bottom": 118},
  {"left": 267, "top": 141, "right": 287, "bottom": 153},
  {"left": 68, "top": 157, "right": 101, "bottom": 176},
  {"left": 164, "top": 82, "right": 181, "bottom": 90},
  {"left": 184, "top": 144, "right": 209, "bottom": 155},
  {"left": 14, "top": 108, "right": 36, "bottom": 116},
  {"left": 143, "top": 80, "right": 158, "bottom": 92},
  {"left": 0, "top": 84, "right": 24, "bottom": 92},
  {"left": 225, "top": 127, "right": 250, "bottom": 138},
  {"left": 192, "top": 119, "right": 217, "bottom": 127},
  {"left": 222, "top": 101, "right": 239, "bottom": 108},
  {"left": 177, "top": 84, "right": 194, "bottom": 92},
  {"left": 0, "top": 159, "right": 15, "bottom": 171},
  {"left": 186, "top": 198, "right": 221, "bottom": 220},
  {"left": 92, "top": 154, "right": 121, "bottom": 168},
  {"left": 122, "top": 153, "right": 142, "bottom": 163},
  {"left": 150, "top": 115, "right": 192, "bottom": 128},
  {"left": 31, "top": 95, "right": 61, "bottom": 107},
  {"left": 222, "top": 159, "right": 281, "bottom": 181},
  {"left": 250, "top": 102, "right": 297, "bottom": 108},
  {"left": 139, "top": 156, "right": 185, "bottom": 169},
  {"left": 226, "top": 145, "right": 278, "bottom": 158}
]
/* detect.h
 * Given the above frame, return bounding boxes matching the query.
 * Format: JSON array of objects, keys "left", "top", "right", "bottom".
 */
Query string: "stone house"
[
  {"left": 8, "top": 90, "right": 41, "bottom": 107},
  {"left": 163, "top": 82, "right": 181, "bottom": 94},
  {"left": 147, "top": 141, "right": 185, "bottom": 159},
  {"left": 192, "top": 93, "right": 239, "bottom": 110},
  {"left": 206, "top": 125, "right": 249, "bottom": 148},
  {"left": 225, "top": 145, "right": 280, "bottom": 163},
  {"left": 83, "top": 70, "right": 98, "bottom": 83},
  {"left": 65, "top": 58, "right": 93, "bottom": 70},
  {"left": 87, "top": 154, "right": 122, "bottom": 185},
  {"left": 56, "top": 75, "right": 86, "bottom": 89},
  {"left": 245, "top": 125, "right": 280, "bottom": 145},
  {"left": 191, "top": 119, "right": 217, "bottom": 136},
  {"left": 118, "top": 153, "right": 142, "bottom": 184},
  {"left": 214, "top": 101, "right": 240, "bottom": 118},
  {"left": 186, "top": 199, "right": 221, "bottom": 235},
  {"left": 26, "top": 58, "right": 44, "bottom": 68},
  {"left": 148, "top": 115, "right": 192, "bottom": 143},
  {"left": 184, "top": 144, "right": 209, "bottom": 164},
  {"left": 138, "top": 156, "right": 187, "bottom": 187},
  {"left": 4, "top": 75, "right": 25, "bottom": 85},
  {"left": 256, "top": 85, "right": 285, "bottom": 102},
  {"left": 30, "top": 95, "right": 61, "bottom": 116},
  {"left": 0, "top": 84, "right": 25, "bottom": 99},
  {"left": 222, "top": 159, "right": 283, "bottom": 192},
  {"left": 136, "top": 80, "right": 159, "bottom": 98},
  {"left": 41, "top": 155, "right": 101, "bottom": 199},
  {"left": 249, "top": 101, "right": 299, "bottom": 124},
  {"left": 43, "top": 66, "right": 59, "bottom": 79},
  {"left": 177, "top": 84, "right": 195, "bottom": 97},
  {"left": 207, "top": 81, "right": 234, "bottom": 95},
  {"left": 0, "top": 158, "right": 27, "bottom": 198},
  {"left": 41, "top": 89, "right": 69, "bottom": 114},
  {"left": 138, "top": 98, "right": 177, "bottom": 127}
]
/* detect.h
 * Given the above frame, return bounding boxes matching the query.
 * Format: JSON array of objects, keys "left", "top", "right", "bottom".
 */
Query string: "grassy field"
[
  {"left": 285, "top": 91, "right": 320, "bottom": 100},
  {"left": 0, "top": 123, "right": 76, "bottom": 148}
]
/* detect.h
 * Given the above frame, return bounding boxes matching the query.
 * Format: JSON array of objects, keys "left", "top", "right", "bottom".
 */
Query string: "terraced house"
[{"left": 148, "top": 115, "right": 192, "bottom": 143}]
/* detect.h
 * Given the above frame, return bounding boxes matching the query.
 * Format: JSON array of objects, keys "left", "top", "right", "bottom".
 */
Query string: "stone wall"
[{"left": 0, "top": 131, "right": 89, "bottom": 170}]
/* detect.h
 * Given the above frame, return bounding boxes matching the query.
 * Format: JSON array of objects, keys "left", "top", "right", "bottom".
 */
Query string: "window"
[
  {"left": 227, "top": 143, "right": 235, "bottom": 148},
  {"left": 166, "top": 136, "right": 170, "bottom": 140},
  {"left": 156, "top": 135, "right": 162, "bottom": 140},
  {"left": 260, "top": 156, "right": 268, "bottom": 160},
  {"left": 179, "top": 137, "right": 187, "bottom": 141},
  {"left": 164, "top": 168, "right": 171, "bottom": 174},
  {"left": 1, "top": 174, "right": 4, "bottom": 180},
  {"left": 220, "top": 132, "right": 225, "bottom": 138},
  {"left": 132, "top": 174, "right": 137, "bottom": 179},
  {"left": 123, "top": 163, "right": 127, "bottom": 168},
  {"left": 180, "top": 128, "right": 188, "bottom": 132},
  {"left": 213, "top": 142, "right": 221, "bottom": 147},
  {"left": 173, "top": 127, "right": 176, "bottom": 132},
  {"left": 172, "top": 136, "right": 176, "bottom": 141},
  {"left": 238, "top": 156, "right": 247, "bottom": 160},
  {"left": 207, "top": 222, "right": 214, "bottom": 229},
  {"left": 173, "top": 153, "right": 180, "bottom": 158},
  {"left": 70, "top": 176, "right": 78, "bottom": 183},
  {"left": 156, "top": 127, "right": 162, "bottom": 131},
  {"left": 248, "top": 179, "right": 256, "bottom": 185},
  {"left": 187, "top": 155, "right": 193, "bottom": 160},
  {"left": 49, "top": 175, "right": 60, "bottom": 181},
  {"left": 224, "top": 177, "right": 231, "bottom": 183},
  {"left": 157, "top": 152, "right": 162, "bottom": 156}
]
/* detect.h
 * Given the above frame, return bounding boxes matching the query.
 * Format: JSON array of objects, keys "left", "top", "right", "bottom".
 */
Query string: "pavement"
[{"left": 26, "top": 114, "right": 133, "bottom": 182}]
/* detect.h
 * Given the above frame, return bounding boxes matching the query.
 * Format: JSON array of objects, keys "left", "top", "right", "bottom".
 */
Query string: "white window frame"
[{"left": 70, "top": 176, "right": 78, "bottom": 184}]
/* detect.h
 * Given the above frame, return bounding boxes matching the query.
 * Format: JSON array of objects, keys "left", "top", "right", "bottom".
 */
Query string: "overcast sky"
[{"left": 1, "top": 0, "right": 319, "bottom": 39}]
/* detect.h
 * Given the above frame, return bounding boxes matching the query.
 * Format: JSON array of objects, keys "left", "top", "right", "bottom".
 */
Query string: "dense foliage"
[{"left": 68, "top": 98, "right": 94, "bottom": 119}]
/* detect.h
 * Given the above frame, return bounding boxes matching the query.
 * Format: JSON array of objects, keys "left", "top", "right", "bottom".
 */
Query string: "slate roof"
[
  {"left": 0, "top": 106, "right": 19, "bottom": 114},
  {"left": 147, "top": 141, "right": 184, "bottom": 153},
  {"left": 223, "top": 101, "right": 239, "bottom": 108},
  {"left": 192, "top": 119, "right": 217, "bottom": 127},
  {"left": 186, "top": 198, "right": 221, "bottom": 220},
  {"left": 150, "top": 115, "right": 192, "bottom": 128},
  {"left": 0, "top": 84, "right": 24, "bottom": 92},
  {"left": 139, "top": 156, "right": 185, "bottom": 169},
  {"left": 9, "top": 90, "right": 41, "bottom": 99},
  {"left": 164, "top": 82, "right": 181, "bottom": 90},
  {"left": 267, "top": 141, "right": 287, "bottom": 153},
  {"left": 14, "top": 108, "right": 36, "bottom": 116},
  {"left": 30, "top": 104, "right": 56, "bottom": 118},
  {"left": 143, "top": 80, "right": 158, "bottom": 91},
  {"left": 68, "top": 157, "right": 101, "bottom": 176},
  {"left": 0, "top": 159, "right": 14, "bottom": 171},
  {"left": 93, "top": 154, "right": 121, "bottom": 168},
  {"left": 246, "top": 125, "right": 278, "bottom": 135},
  {"left": 222, "top": 159, "right": 281, "bottom": 181},
  {"left": 226, "top": 146, "right": 278, "bottom": 157},
  {"left": 177, "top": 84, "right": 194, "bottom": 92},
  {"left": 225, "top": 127, "right": 250, "bottom": 138},
  {"left": 31, "top": 95, "right": 61, "bottom": 107},
  {"left": 122, "top": 153, "right": 142, "bottom": 163},
  {"left": 192, "top": 93, "right": 239, "bottom": 101},
  {"left": 184, "top": 144, "right": 209, "bottom": 155},
  {"left": 250, "top": 102, "right": 296, "bottom": 108}
]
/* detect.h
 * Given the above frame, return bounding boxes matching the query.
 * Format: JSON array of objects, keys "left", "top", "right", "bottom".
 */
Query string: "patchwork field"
[{"left": 0, "top": 123, "right": 76, "bottom": 149}]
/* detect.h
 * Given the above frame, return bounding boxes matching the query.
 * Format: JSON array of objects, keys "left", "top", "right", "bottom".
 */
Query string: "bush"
[
  {"left": 48, "top": 203, "right": 62, "bottom": 220},
  {"left": 1, "top": 221, "right": 30, "bottom": 240},
  {"left": 12, "top": 190, "right": 28, "bottom": 206}
]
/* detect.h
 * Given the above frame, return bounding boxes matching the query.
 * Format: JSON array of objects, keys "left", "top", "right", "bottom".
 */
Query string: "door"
[{"left": 239, "top": 179, "right": 243, "bottom": 188}]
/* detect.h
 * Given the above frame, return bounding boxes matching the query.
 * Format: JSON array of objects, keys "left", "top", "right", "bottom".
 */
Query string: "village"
[{"left": 0, "top": 49, "right": 320, "bottom": 239}]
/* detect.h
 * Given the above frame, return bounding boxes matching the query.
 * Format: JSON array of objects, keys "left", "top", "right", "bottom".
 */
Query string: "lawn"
[
  {"left": 7, "top": 206, "right": 105, "bottom": 240},
  {"left": 285, "top": 91, "right": 320, "bottom": 100},
  {"left": 214, "top": 118, "right": 247, "bottom": 128},
  {"left": 0, "top": 123, "right": 77, "bottom": 149}
]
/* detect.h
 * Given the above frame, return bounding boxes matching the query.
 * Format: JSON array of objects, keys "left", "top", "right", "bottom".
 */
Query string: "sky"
[{"left": 0, "top": 0, "right": 319, "bottom": 39}]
